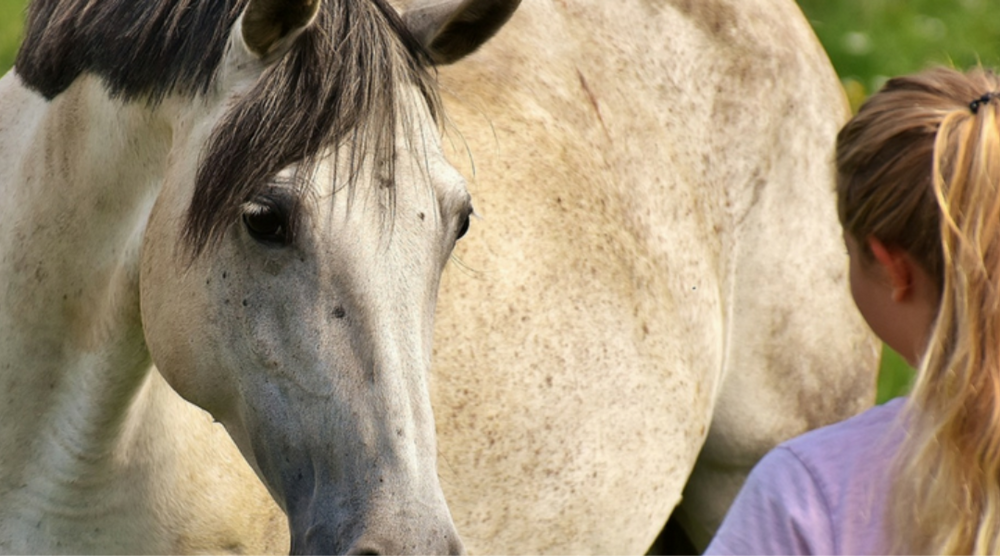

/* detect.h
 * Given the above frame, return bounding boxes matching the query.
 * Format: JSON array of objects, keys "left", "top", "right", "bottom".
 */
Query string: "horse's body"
[
  {"left": 427, "top": 0, "right": 879, "bottom": 553},
  {"left": 0, "top": 0, "right": 877, "bottom": 553}
]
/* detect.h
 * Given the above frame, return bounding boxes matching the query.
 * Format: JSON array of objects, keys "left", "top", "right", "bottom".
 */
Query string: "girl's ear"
[{"left": 867, "top": 237, "right": 914, "bottom": 303}]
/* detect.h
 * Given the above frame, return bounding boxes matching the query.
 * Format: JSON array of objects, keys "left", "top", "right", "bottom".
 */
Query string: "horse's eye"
[
  {"left": 242, "top": 201, "right": 289, "bottom": 245},
  {"left": 456, "top": 213, "right": 471, "bottom": 240}
]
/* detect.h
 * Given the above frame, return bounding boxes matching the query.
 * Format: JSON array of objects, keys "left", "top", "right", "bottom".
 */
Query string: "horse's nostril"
[{"left": 344, "top": 540, "right": 382, "bottom": 556}]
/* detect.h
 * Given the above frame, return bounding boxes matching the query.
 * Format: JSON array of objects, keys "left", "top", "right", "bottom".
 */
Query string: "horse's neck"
[
  {"left": 0, "top": 71, "right": 286, "bottom": 554},
  {"left": 0, "top": 71, "right": 173, "bottom": 549}
]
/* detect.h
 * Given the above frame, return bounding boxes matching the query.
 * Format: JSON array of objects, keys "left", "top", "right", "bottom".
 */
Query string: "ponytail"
[{"left": 836, "top": 66, "right": 1000, "bottom": 554}]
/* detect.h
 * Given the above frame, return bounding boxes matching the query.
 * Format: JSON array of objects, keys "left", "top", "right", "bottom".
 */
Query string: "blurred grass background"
[
  {"left": 0, "top": 0, "right": 22, "bottom": 74},
  {"left": 0, "top": 0, "right": 996, "bottom": 403},
  {"left": 797, "top": 0, "right": 1000, "bottom": 113}
]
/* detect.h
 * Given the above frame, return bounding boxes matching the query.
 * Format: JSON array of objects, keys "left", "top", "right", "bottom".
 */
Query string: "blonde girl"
[{"left": 705, "top": 66, "right": 1000, "bottom": 555}]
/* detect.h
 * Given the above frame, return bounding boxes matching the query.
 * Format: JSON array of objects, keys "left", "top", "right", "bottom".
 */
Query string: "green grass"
[
  {"left": 0, "top": 0, "right": 24, "bottom": 75},
  {"left": 797, "top": 0, "right": 1000, "bottom": 111},
  {"left": 876, "top": 346, "right": 915, "bottom": 404}
]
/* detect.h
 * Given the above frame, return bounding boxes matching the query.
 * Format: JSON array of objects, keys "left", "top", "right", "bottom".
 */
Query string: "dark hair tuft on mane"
[
  {"left": 15, "top": 0, "right": 442, "bottom": 256},
  {"left": 16, "top": 0, "right": 243, "bottom": 102}
]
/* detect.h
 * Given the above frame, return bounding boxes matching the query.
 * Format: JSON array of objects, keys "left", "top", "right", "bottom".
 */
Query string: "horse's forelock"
[
  {"left": 15, "top": 0, "right": 441, "bottom": 258},
  {"left": 184, "top": 0, "right": 441, "bottom": 257}
]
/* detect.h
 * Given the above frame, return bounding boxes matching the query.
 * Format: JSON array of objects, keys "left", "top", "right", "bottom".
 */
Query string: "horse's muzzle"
[{"left": 289, "top": 515, "right": 466, "bottom": 555}]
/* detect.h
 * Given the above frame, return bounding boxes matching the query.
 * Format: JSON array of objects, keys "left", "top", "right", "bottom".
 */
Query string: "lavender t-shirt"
[{"left": 705, "top": 398, "right": 907, "bottom": 555}]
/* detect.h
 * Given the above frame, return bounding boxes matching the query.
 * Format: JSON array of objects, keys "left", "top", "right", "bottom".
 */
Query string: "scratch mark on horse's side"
[{"left": 577, "top": 69, "right": 610, "bottom": 139}]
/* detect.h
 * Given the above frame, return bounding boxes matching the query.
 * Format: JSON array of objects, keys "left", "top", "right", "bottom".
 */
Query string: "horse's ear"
[
  {"left": 403, "top": 0, "right": 521, "bottom": 65},
  {"left": 240, "top": 0, "right": 321, "bottom": 61}
]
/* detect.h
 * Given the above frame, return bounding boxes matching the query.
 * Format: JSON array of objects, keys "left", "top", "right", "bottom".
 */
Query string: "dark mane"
[
  {"left": 16, "top": 0, "right": 241, "bottom": 102},
  {"left": 15, "top": 0, "right": 441, "bottom": 255}
]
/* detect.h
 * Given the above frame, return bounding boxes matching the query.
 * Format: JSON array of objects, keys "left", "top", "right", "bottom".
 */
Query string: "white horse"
[
  {"left": 424, "top": 0, "right": 879, "bottom": 553},
  {"left": 0, "top": 0, "right": 878, "bottom": 553},
  {"left": 0, "top": 0, "right": 517, "bottom": 553}
]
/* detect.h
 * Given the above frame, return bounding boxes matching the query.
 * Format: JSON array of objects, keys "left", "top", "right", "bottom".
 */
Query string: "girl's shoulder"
[
  {"left": 706, "top": 398, "right": 907, "bottom": 555},
  {"left": 781, "top": 396, "right": 907, "bottom": 466}
]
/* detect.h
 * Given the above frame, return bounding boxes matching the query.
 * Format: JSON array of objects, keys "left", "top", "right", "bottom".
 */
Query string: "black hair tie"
[{"left": 970, "top": 92, "right": 999, "bottom": 114}]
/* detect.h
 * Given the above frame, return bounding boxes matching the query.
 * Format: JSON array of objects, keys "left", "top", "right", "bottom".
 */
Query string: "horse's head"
[{"left": 138, "top": 0, "right": 518, "bottom": 553}]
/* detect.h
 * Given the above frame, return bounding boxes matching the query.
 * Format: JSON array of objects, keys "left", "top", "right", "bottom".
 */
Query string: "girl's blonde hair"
[{"left": 837, "top": 66, "right": 1000, "bottom": 555}]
